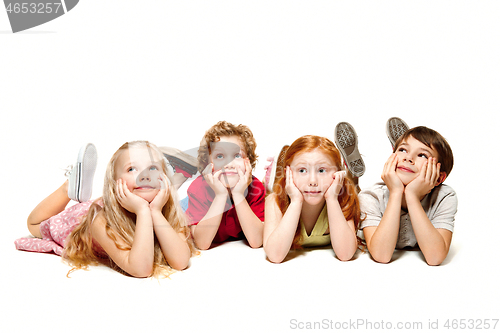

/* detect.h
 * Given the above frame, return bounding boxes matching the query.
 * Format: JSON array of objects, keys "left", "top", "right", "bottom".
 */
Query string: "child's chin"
[
  {"left": 303, "top": 196, "right": 325, "bottom": 205},
  {"left": 221, "top": 180, "right": 238, "bottom": 189},
  {"left": 138, "top": 191, "right": 159, "bottom": 203}
]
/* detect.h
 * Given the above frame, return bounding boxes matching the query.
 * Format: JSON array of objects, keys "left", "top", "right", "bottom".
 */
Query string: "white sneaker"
[{"left": 66, "top": 143, "right": 97, "bottom": 202}]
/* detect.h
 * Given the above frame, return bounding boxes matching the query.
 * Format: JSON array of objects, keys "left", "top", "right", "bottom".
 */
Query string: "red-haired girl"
[{"left": 263, "top": 135, "right": 362, "bottom": 263}]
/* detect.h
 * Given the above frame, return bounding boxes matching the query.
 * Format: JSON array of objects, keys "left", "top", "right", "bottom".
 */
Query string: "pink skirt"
[{"left": 15, "top": 201, "right": 94, "bottom": 256}]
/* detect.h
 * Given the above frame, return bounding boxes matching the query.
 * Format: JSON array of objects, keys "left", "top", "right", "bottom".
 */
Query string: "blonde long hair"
[
  {"left": 64, "top": 141, "right": 197, "bottom": 278},
  {"left": 273, "top": 135, "right": 362, "bottom": 249}
]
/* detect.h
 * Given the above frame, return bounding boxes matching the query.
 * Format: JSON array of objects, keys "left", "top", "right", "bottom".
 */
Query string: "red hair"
[{"left": 272, "top": 135, "right": 362, "bottom": 249}]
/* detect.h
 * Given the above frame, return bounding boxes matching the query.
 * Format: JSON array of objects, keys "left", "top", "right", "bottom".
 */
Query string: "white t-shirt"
[{"left": 359, "top": 183, "right": 458, "bottom": 248}]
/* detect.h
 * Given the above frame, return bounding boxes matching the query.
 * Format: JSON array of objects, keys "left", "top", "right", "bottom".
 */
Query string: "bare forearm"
[
  {"left": 264, "top": 201, "right": 302, "bottom": 263},
  {"left": 366, "top": 193, "right": 403, "bottom": 263},
  {"left": 406, "top": 196, "right": 449, "bottom": 265},
  {"left": 127, "top": 209, "right": 155, "bottom": 276},
  {"left": 326, "top": 199, "right": 357, "bottom": 261},
  {"left": 192, "top": 195, "right": 227, "bottom": 250},
  {"left": 233, "top": 194, "right": 263, "bottom": 248},
  {"left": 151, "top": 210, "right": 191, "bottom": 270}
]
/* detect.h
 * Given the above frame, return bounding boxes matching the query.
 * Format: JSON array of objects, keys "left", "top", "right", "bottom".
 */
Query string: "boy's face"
[
  {"left": 210, "top": 135, "right": 248, "bottom": 188},
  {"left": 394, "top": 135, "right": 440, "bottom": 185}
]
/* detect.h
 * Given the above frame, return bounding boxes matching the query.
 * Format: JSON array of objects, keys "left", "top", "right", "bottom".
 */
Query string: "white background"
[{"left": 1, "top": 1, "right": 499, "bottom": 332}]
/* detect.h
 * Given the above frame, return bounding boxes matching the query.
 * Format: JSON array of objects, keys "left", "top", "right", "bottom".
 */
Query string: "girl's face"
[
  {"left": 395, "top": 135, "right": 440, "bottom": 185},
  {"left": 115, "top": 147, "right": 163, "bottom": 202},
  {"left": 290, "top": 148, "right": 338, "bottom": 205},
  {"left": 210, "top": 135, "right": 247, "bottom": 188}
]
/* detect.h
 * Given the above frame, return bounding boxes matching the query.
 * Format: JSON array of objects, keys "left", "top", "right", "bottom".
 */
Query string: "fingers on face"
[
  {"left": 431, "top": 158, "right": 441, "bottom": 183},
  {"left": 384, "top": 153, "right": 397, "bottom": 173},
  {"left": 423, "top": 157, "right": 435, "bottom": 178},
  {"left": 390, "top": 153, "right": 399, "bottom": 169},
  {"left": 285, "top": 166, "right": 292, "bottom": 187},
  {"left": 421, "top": 157, "right": 442, "bottom": 186},
  {"left": 332, "top": 171, "right": 343, "bottom": 185},
  {"left": 236, "top": 166, "right": 245, "bottom": 181}
]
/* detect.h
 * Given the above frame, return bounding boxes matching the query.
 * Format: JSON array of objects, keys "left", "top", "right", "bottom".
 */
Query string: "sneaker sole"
[
  {"left": 334, "top": 122, "right": 365, "bottom": 178},
  {"left": 386, "top": 117, "right": 409, "bottom": 148},
  {"left": 76, "top": 143, "right": 97, "bottom": 202}
]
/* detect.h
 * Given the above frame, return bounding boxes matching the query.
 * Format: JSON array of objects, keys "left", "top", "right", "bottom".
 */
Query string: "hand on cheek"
[
  {"left": 325, "top": 170, "right": 346, "bottom": 200},
  {"left": 285, "top": 166, "right": 303, "bottom": 204},
  {"left": 149, "top": 174, "right": 170, "bottom": 212},
  {"left": 116, "top": 179, "right": 149, "bottom": 214},
  {"left": 203, "top": 163, "right": 228, "bottom": 196},
  {"left": 232, "top": 158, "right": 252, "bottom": 196},
  {"left": 382, "top": 153, "right": 404, "bottom": 194},
  {"left": 405, "top": 157, "right": 441, "bottom": 199}
]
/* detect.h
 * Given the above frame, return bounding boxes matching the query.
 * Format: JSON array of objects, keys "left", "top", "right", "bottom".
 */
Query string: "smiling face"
[
  {"left": 210, "top": 136, "right": 247, "bottom": 188},
  {"left": 115, "top": 146, "right": 163, "bottom": 202},
  {"left": 395, "top": 135, "right": 440, "bottom": 185},
  {"left": 290, "top": 148, "right": 338, "bottom": 205}
]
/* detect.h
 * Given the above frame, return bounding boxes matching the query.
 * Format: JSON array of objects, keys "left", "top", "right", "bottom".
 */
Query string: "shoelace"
[{"left": 62, "top": 165, "right": 74, "bottom": 178}]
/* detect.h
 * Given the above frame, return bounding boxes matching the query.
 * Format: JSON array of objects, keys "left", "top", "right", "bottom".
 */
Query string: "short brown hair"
[
  {"left": 394, "top": 126, "right": 454, "bottom": 177},
  {"left": 197, "top": 121, "right": 258, "bottom": 173}
]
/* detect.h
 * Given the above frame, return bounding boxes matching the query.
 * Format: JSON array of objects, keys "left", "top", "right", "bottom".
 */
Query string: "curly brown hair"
[{"left": 197, "top": 121, "right": 258, "bottom": 173}]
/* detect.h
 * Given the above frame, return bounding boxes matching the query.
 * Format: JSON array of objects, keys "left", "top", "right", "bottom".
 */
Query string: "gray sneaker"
[
  {"left": 334, "top": 122, "right": 365, "bottom": 178},
  {"left": 67, "top": 143, "right": 97, "bottom": 202},
  {"left": 386, "top": 117, "right": 409, "bottom": 148},
  {"left": 159, "top": 146, "right": 198, "bottom": 177}
]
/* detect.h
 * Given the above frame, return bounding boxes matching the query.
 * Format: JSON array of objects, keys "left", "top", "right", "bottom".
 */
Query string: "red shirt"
[{"left": 186, "top": 175, "right": 265, "bottom": 244}]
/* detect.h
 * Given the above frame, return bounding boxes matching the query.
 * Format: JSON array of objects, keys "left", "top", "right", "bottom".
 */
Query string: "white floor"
[{"left": 1, "top": 1, "right": 499, "bottom": 332}]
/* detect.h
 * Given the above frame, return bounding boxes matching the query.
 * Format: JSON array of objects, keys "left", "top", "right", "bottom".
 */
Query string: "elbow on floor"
[
  {"left": 371, "top": 252, "right": 392, "bottom": 264},
  {"left": 425, "top": 256, "right": 445, "bottom": 266},
  {"left": 265, "top": 249, "right": 285, "bottom": 264}
]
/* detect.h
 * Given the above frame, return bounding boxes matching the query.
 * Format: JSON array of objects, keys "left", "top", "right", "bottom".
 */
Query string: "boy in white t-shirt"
[{"left": 360, "top": 119, "right": 457, "bottom": 265}]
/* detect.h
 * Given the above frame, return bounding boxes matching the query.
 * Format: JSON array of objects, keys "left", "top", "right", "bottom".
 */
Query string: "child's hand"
[
  {"left": 203, "top": 163, "right": 228, "bottom": 197},
  {"left": 405, "top": 157, "right": 441, "bottom": 199},
  {"left": 232, "top": 158, "right": 252, "bottom": 197},
  {"left": 116, "top": 179, "right": 150, "bottom": 214},
  {"left": 382, "top": 153, "right": 404, "bottom": 194},
  {"left": 324, "top": 170, "right": 346, "bottom": 200},
  {"left": 149, "top": 174, "right": 170, "bottom": 213},
  {"left": 285, "top": 166, "right": 303, "bottom": 204}
]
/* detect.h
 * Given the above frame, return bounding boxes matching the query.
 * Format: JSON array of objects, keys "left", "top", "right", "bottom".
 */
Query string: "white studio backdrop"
[{"left": 1, "top": 1, "right": 499, "bottom": 333}]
